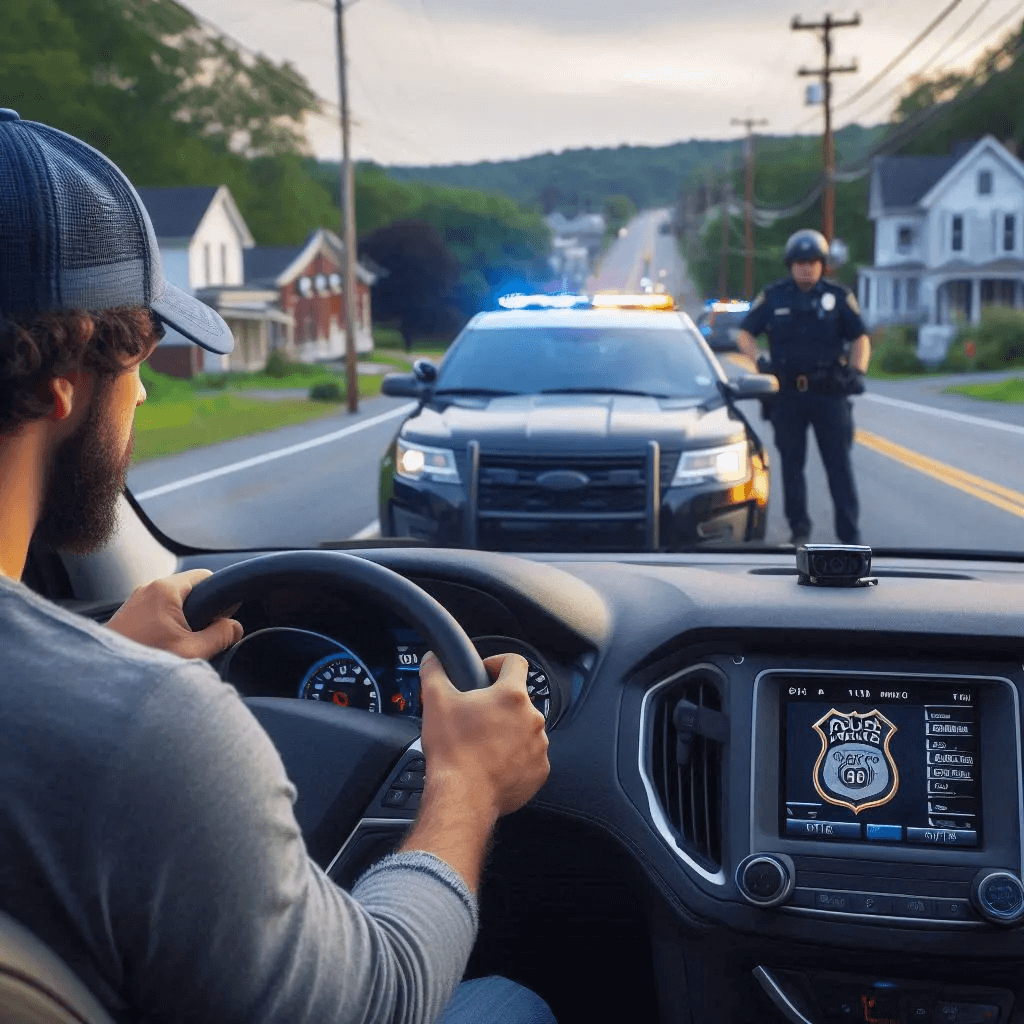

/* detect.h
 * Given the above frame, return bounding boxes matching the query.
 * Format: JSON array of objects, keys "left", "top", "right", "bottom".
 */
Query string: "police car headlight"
[
  {"left": 672, "top": 441, "right": 750, "bottom": 486},
  {"left": 395, "top": 439, "right": 461, "bottom": 483}
]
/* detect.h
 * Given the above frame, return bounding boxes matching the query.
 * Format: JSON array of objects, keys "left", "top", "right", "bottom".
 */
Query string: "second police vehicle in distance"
[{"left": 378, "top": 293, "right": 778, "bottom": 552}]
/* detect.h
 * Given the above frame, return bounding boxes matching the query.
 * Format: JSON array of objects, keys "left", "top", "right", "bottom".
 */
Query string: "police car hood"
[{"left": 400, "top": 392, "right": 745, "bottom": 450}]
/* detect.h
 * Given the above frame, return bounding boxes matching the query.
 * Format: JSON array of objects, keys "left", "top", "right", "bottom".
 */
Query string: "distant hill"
[{"left": 376, "top": 124, "right": 886, "bottom": 214}]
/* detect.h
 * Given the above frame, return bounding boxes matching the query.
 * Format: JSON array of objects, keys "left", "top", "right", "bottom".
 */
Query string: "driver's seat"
[{"left": 0, "top": 911, "right": 115, "bottom": 1024}]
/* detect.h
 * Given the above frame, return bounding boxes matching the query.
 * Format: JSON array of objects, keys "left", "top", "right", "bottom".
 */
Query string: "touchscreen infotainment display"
[{"left": 780, "top": 678, "right": 981, "bottom": 848}]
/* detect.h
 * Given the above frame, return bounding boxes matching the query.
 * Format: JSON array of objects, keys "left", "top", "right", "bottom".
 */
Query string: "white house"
[
  {"left": 137, "top": 185, "right": 290, "bottom": 375},
  {"left": 859, "top": 136, "right": 1024, "bottom": 362}
]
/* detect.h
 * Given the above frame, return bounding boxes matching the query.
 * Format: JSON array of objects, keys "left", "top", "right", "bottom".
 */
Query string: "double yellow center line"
[{"left": 855, "top": 429, "right": 1024, "bottom": 520}]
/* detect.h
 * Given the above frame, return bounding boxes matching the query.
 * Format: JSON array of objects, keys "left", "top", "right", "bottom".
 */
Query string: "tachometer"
[{"left": 298, "top": 649, "right": 381, "bottom": 712}]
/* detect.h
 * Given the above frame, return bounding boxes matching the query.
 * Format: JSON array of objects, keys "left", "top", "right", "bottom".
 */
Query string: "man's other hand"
[
  {"left": 419, "top": 651, "right": 550, "bottom": 820},
  {"left": 106, "top": 569, "right": 243, "bottom": 659}
]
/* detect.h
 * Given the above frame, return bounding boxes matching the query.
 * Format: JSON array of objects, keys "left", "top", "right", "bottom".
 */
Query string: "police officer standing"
[{"left": 736, "top": 229, "right": 871, "bottom": 547}]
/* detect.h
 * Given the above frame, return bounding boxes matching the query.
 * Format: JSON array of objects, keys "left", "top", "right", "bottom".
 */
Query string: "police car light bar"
[
  {"left": 590, "top": 293, "right": 675, "bottom": 311},
  {"left": 497, "top": 293, "right": 590, "bottom": 309},
  {"left": 708, "top": 299, "right": 751, "bottom": 313}
]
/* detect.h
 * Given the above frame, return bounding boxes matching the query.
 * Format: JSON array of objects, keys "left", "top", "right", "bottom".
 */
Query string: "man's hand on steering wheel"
[
  {"left": 420, "top": 651, "right": 550, "bottom": 819},
  {"left": 107, "top": 569, "right": 243, "bottom": 659}
]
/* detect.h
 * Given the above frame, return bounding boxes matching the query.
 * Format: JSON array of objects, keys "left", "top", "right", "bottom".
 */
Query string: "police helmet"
[{"left": 784, "top": 229, "right": 829, "bottom": 266}]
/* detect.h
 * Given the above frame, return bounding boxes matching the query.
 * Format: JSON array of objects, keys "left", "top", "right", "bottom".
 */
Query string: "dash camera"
[{"left": 796, "top": 544, "right": 876, "bottom": 587}]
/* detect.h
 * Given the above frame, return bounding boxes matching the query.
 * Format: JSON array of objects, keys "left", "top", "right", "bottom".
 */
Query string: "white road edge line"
[
  {"left": 351, "top": 519, "right": 381, "bottom": 540},
  {"left": 862, "top": 392, "right": 1024, "bottom": 437},
  {"left": 134, "top": 402, "right": 416, "bottom": 501}
]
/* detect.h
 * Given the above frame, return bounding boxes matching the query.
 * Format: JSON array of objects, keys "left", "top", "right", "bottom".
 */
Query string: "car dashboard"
[{"left": 163, "top": 543, "right": 1024, "bottom": 1024}]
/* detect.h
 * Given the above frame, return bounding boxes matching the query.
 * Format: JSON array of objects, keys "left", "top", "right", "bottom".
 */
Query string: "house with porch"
[
  {"left": 858, "top": 136, "right": 1024, "bottom": 362},
  {"left": 137, "top": 185, "right": 290, "bottom": 376},
  {"left": 243, "top": 228, "right": 378, "bottom": 364}
]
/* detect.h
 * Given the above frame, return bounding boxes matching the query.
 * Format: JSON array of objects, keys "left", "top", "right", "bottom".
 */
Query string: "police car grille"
[
  {"left": 474, "top": 451, "right": 677, "bottom": 552},
  {"left": 648, "top": 668, "right": 725, "bottom": 872}
]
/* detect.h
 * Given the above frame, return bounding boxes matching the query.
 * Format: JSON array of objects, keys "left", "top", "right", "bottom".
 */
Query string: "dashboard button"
[
  {"left": 935, "top": 898, "right": 972, "bottom": 920},
  {"left": 736, "top": 855, "right": 793, "bottom": 907},
  {"left": 972, "top": 871, "right": 1024, "bottom": 924},
  {"left": 906, "top": 827, "right": 978, "bottom": 847},
  {"left": 865, "top": 824, "right": 902, "bottom": 841},
  {"left": 812, "top": 890, "right": 851, "bottom": 912},
  {"left": 893, "top": 896, "right": 935, "bottom": 918},
  {"left": 786, "top": 819, "right": 862, "bottom": 840},
  {"left": 848, "top": 892, "right": 893, "bottom": 915}
]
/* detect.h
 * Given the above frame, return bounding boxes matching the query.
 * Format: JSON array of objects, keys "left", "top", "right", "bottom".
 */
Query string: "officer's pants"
[{"left": 770, "top": 391, "right": 860, "bottom": 544}]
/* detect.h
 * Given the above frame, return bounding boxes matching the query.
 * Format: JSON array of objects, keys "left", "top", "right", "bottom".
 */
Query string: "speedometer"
[{"left": 298, "top": 648, "right": 382, "bottom": 712}]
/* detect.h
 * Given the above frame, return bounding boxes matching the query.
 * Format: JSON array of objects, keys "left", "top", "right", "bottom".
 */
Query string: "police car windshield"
[{"left": 435, "top": 326, "right": 719, "bottom": 400}]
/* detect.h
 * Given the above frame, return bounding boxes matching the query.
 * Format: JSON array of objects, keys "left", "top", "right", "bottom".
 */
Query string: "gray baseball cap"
[{"left": 0, "top": 109, "right": 234, "bottom": 354}]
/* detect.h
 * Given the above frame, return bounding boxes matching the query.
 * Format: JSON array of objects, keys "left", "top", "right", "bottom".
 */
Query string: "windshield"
[
  {"left": 17, "top": 0, "right": 1022, "bottom": 557},
  {"left": 435, "top": 326, "right": 718, "bottom": 399}
]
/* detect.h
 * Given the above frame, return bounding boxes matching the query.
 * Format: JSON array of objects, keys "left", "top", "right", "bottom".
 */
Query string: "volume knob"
[
  {"left": 736, "top": 854, "right": 794, "bottom": 908},
  {"left": 972, "top": 871, "right": 1024, "bottom": 925}
]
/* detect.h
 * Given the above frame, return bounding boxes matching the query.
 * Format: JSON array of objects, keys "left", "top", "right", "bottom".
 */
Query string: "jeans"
[
  {"left": 436, "top": 976, "right": 557, "bottom": 1024},
  {"left": 770, "top": 391, "right": 860, "bottom": 544}
]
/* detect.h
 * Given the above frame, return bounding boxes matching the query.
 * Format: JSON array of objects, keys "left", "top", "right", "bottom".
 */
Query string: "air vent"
[{"left": 647, "top": 667, "right": 727, "bottom": 873}]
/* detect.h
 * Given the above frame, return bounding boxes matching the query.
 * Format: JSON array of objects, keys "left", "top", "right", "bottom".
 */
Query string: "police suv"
[{"left": 378, "top": 294, "right": 776, "bottom": 552}]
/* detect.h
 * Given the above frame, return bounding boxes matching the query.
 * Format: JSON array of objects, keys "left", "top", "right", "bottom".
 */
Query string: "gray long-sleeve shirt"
[{"left": 0, "top": 575, "right": 477, "bottom": 1024}]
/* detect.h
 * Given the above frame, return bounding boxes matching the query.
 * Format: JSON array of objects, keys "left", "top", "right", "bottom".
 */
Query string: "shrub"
[
  {"left": 264, "top": 349, "right": 290, "bottom": 378},
  {"left": 942, "top": 306, "right": 1024, "bottom": 371},
  {"left": 871, "top": 326, "right": 924, "bottom": 375},
  {"left": 309, "top": 379, "right": 344, "bottom": 402}
]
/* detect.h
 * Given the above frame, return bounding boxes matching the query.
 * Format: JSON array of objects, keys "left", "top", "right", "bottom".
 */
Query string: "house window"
[
  {"left": 906, "top": 277, "right": 919, "bottom": 312},
  {"left": 220, "top": 244, "right": 228, "bottom": 283},
  {"left": 892, "top": 278, "right": 901, "bottom": 313},
  {"left": 896, "top": 225, "right": 913, "bottom": 252},
  {"left": 863, "top": 277, "right": 871, "bottom": 310},
  {"left": 978, "top": 170, "right": 993, "bottom": 195},
  {"left": 203, "top": 243, "right": 211, "bottom": 286},
  {"left": 951, "top": 215, "right": 964, "bottom": 252},
  {"left": 1005, "top": 214, "right": 1016, "bottom": 252}
]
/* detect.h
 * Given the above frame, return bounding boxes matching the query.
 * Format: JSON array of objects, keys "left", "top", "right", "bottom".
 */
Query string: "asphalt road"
[{"left": 127, "top": 210, "right": 1024, "bottom": 557}]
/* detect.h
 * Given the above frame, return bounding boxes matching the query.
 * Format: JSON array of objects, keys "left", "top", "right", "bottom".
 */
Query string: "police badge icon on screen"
[{"left": 812, "top": 709, "right": 900, "bottom": 813}]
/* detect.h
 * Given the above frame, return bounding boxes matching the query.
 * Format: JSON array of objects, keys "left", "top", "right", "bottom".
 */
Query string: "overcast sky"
[{"left": 182, "top": 0, "right": 1024, "bottom": 165}]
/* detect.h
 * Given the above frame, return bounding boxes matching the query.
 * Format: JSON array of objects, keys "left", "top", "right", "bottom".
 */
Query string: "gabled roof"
[
  {"left": 245, "top": 228, "right": 377, "bottom": 288},
  {"left": 137, "top": 186, "right": 219, "bottom": 239},
  {"left": 244, "top": 245, "right": 303, "bottom": 287},
  {"left": 874, "top": 155, "right": 959, "bottom": 209},
  {"left": 137, "top": 184, "right": 255, "bottom": 247}
]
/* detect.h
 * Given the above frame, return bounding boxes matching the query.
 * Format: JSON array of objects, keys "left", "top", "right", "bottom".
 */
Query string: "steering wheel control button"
[
  {"left": 785, "top": 818, "right": 862, "bottom": 840},
  {"left": 397, "top": 770, "right": 425, "bottom": 787},
  {"left": 972, "top": 871, "right": 1024, "bottom": 925},
  {"left": 405, "top": 757, "right": 426, "bottom": 771},
  {"left": 736, "top": 855, "right": 793, "bottom": 907},
  {"left": 383, "top": 788, "right": 410, "bottom": 808}
]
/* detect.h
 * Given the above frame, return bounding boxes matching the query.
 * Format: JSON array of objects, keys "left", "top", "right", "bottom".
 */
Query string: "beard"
[{"left": 33, "top": 380, "right": 134, "bottom": 556}]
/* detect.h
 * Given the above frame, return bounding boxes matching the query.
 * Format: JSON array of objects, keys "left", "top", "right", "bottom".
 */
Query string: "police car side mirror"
[
  {"left": 725, "top": 374, "right": 779, "bottom": 400},
  {"left": 412, "top": 359, "right": 438, "bottom": 385},
  {"left": 381, "top": 373, "right": 424, "bottom": 398}
]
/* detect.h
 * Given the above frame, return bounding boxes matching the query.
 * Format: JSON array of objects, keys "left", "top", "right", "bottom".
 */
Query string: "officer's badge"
[
  {"left": 812, "top": 709, "right": 899, "bottom": 814},
  {"left": 846, "top": 293, "right": 861, "bottom": 314},
  {"left": 820, "top": 292, "right": 836, "bottom": 312}
]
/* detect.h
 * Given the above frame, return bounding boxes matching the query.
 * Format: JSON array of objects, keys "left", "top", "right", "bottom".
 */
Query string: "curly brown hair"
[{"left": 0, "top": 307, "right": 160, "bottom": 434}]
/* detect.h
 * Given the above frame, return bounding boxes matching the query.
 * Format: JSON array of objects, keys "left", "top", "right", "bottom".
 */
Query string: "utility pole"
[
  {"left": 731, "top": 117, "right": 768, "bottom": 297},
  {"left": 793, "top": 12, "right": 859, "bottom": 242},
  {"left": 718, "top": 152, "right": 733, "bottom": 297},
  {"left": 335, "top": 0, "right": 359, "bottom": 413}
]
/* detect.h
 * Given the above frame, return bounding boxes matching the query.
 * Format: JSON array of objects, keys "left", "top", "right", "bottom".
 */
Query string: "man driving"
[{"left": 0, "top": 109, "right": 554, "bottom": 1024}]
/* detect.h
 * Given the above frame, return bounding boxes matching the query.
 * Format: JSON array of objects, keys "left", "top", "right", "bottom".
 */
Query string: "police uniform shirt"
[{"left": 740, "top": 277, "right": 867, "bottom": 373}]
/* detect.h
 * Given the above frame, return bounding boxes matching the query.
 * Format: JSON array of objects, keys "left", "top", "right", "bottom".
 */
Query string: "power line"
[{"left": 835, "top": 0, "right": 964, "bottom": 110}]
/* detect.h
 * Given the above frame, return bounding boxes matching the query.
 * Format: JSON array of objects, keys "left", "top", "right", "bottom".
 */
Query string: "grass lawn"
[
  {"left": 133, "top": 392, "right": 344, "bottom": 461},
  {"left": 944, "top": 378, "right": 1024, "bottom": 402}
]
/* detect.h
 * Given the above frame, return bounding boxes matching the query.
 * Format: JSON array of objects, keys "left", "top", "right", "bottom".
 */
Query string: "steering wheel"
[{"left": 183, "top": 550, "right": 491, "bottom": 869}]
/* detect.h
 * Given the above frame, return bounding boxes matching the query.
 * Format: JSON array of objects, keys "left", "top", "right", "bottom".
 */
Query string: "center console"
[{"left": 742, "top": 669, "right": 1024, "bottom": 927}]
